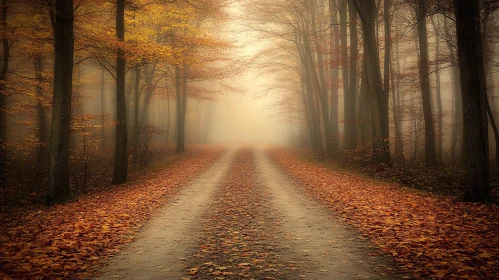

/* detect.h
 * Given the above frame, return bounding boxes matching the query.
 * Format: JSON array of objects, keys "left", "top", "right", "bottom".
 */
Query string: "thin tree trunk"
[
  {"left": 166, "top": 75, "right": 170, "bottom": 143},
  {"left": 347, "top": 0, "right": 358, "bottom": 150},
  {"left": 100, "top": 68, "right": 106, "bottom": 148},
  {"left": 444, "top": 16, "right": 462, "bottom": 164},
  {"left": 112, "top": 0, "right": 128, "bottom": 185},
  {"left": 486, "top": 101, "right": 499, "bottom": 167},
  {"left": 415, "top": 0, "right": 437, "bottom": 166},
  {"left": 329, "top": 0, "right": 339, "bottom": 152},
  {"left": 391, "top": 38, "right": 404, "bottom": 158},
  {"left": 339, "top": 0, "right": 350, "bottom": 149},
  {"left": 310, "top": 0, "right": 332, "bottom": 154},
  {"left": 430, "top": 16, "right": 443, "bottom": 163},
  {"left": 297, "top": 36, "right": 322, "bottom": 153},
  {"left": 139, "top": 64, "right": 157, "bottom": 128},
  {"left": 34, "top": 56, "right": 47, "bottom": 164},
  {"left": 131, "top": 66, "right": 141, "bottom": 162},
  {"left": 175, "top": 66, "right": 186, "bottom": 154},
  {"left": 47, "top": 0, "right": 74, "bottom": 204}
]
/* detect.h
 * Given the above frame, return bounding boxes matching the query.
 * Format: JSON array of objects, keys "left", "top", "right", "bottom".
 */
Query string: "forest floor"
[{"left": 1, "top": 146, "right": 498, "bottom": 279}]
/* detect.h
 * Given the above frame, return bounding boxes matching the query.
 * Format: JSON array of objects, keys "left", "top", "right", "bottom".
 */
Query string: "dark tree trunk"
[
  {"left": 310, "top": 0, "right": 332, "bottom": 154},
  {"left": 112, "top": 0, "right": 128, "bottom": 185},
  {"left": 297, "top": 36, "right": 322, "bottom": 153},
  {"left": 347, "top": 0, "right": 358, "bottom": 150},
  {"left": 47, "top": 0, "right": 74, "bottom": 205},
  {"left": 454, "top": 0, "right": 489, "bottom": 202},
  {"left": 430, "top": 17, "right": 443, "bottom": 163},
  {"left": 0, "top": 0, "right": 9, "bottom": 184},
  {"left": 415, "top": 0, "right": 437, "bottom": 166},
  {"left": 34, "top": 56, "right": 47, "bottom": 164},
  {"left": 339, "top": 0, "right": 350, "bottom": 149},
  {"left": 352, "top": 0, "right": 391, "bottom": 164},
  {"left": 391, "top": 34, "right": 404, "bottom": 159},
  {"left": 486, "top": 101, "right": 499, "bottom": 167},
  {"left": 100, "top": 68, "right": 106, "bottom": 148},
  {"left": 482, "top": 3, "right": 498, "bottom": 167},
  {"left": 329, "top": 0, "right": 339, "bottom": 152}
]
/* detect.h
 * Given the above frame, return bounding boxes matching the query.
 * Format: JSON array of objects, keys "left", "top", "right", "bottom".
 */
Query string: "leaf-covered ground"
[
  {"left": 0, "top": 146, "right": 223, "bottom": 280},
  {"left": 269, "top": 148, "right": 499, "bottom": 279},
  {"left": 186, "top": 149, "right": 301, "bottom": 279}
]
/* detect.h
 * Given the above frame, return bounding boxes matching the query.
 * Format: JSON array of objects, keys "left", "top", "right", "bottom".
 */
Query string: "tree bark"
[
  {"left": 47, "top": 0, "right": 74, "bottom": 204},
  {"left": 454, "top": 0, "right": 489, "bottom": 202},
  {"left": 131, "top": 65, "right": 141, "bottom": 162},
  {"left": 34, "top": 56, "right": 47, "bottom": 164},
  {"left": 339, "top": 0, "right": 350, "bottom": 149},
  {"left": 329, "top": 0, "right": 340, "bottom": 152},
  {"left": 175, "top": 66, "right": 186, "bottom": 154},
  {"left": 430, "top": 16, "right": 443, "bottom": 163},
  {"left": 352, "top": 0, "right": 391, "bottom": 164},
  {"left": 347, "top": 0, "right": 358, "bottom": 150},
  {"left": 0, "top": 0, "right": 9, "bottom": 184},
  {"left": 415, "top": 0, "right": 437, "bottom": 166},
  {"left": 112, "top": 0, "right": 128, "bottom": 185},
  {"left": 297, "top": 35, "right": 322, "bottom": 153},
  {"left": 100, "top": 68, "right": 106, "bottom": 148},
  {"left": 310, "top": 0, "right": 332, "bottom": 154}
]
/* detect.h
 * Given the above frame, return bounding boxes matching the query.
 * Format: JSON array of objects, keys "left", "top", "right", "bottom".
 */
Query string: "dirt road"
[{"left": 94, "top": 148, "right": 405, "bottom": 279}]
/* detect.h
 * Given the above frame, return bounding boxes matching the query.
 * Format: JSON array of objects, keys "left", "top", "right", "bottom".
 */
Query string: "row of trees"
[
  {"left": 0, "top": 0, "right": 232, "bottom": 205},
  {"left": 245, "top": 0, "right": 497, "bottom": 202}
]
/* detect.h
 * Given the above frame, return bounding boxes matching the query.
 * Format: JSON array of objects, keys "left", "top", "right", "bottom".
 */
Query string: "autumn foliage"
[
  {"left": 270, "top": 148, "right": 499, "bottom": 279},
  {"left": 0, "top": 147, "right": 223, "bottom": 279}
]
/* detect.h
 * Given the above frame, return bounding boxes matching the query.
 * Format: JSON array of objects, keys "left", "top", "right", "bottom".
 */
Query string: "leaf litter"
[
  {"left": 0, "top": 147, "right": 223, "bottom": 280},
  {"left": 269, "top": 148, "right": 499, "bottom": 279}
]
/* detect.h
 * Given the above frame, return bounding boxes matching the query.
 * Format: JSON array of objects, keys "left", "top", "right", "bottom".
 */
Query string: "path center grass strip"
[
  {"left": 186, "top": 148, "right": 300, "bottom": 279},
  {"left": 0, "top": 147, "right": 223, "bottom": 280},
  {"left": 269, "top": 148, "right": 499, "bottom": 280}
]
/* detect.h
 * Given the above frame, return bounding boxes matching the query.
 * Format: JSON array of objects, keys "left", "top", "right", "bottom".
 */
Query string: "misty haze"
[{"left": 0, "top": 0, "right": 498, "bottom": 279}]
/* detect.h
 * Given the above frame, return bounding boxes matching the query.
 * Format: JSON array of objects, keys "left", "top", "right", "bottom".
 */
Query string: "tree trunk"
[
  {"left": 47, "top": 0, "right": 74, "bottom": 205},
  {"left": 352, "top": 0, "right": 391, "bottom": 163},
  {"left": 329, "top": 0, "right": 339, "bottom": 152},
  {"left": 34, "top": 56, "right": 47, "bottom": 164},
  {"left": 391, "top": 36, "right": 404, "bottom": 159},
  {"left": 100, "top": 68, "right": 106, "bottom": 148},
  {"left": 415, "top": 0, "right": 437, "bottom": 166},
  {"left": 131, "top": 65, "right": 141, "bottom": 162},
  {"left": 432, "top": 17, "right": 443, "bottom": 163},
  {"left": 347, "top": 0, "right": 358, "bottom": 150},
  {"left": 112, "top": 0, "right": 128, "bottom": 185},
  {"left": 310, "top": 0, "right": 332, "bottom": 154},
  {"left": 486, "top": 101, "right": 499, "bottom": 167},
  {"left": 339, "top": 0, "right": 350, "bottom": 149},
  {"left": 139, "top": 64, "right": 157, "bottom": 128},
  {"left": 0, "top": 0, "right": 9, "bottom": 184},
  {"left": 175, "top": 66, "right": 186, "bottom": 154},
  {"left": 297, "top": 36, "right": 322, "bottom": 153},
  {"left": 454, "top": 0, "right": 489, "bottom": 202},
  {"left": 166, "top": 74, "right": 170, "bottom": 143},
  {"left": 444, "top": 16, "right": 463, "bottom": 164}
]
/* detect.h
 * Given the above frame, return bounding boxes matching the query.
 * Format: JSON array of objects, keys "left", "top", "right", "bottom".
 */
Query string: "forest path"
[
  {"left": 95, "top": 147, "right": 404, "bottom": 280},
  {"left": 253, "top": 148, "right": 403, "bottom": 279},
  {"left": 94, "top": 149, "right": 236, "bottom": 280}
]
